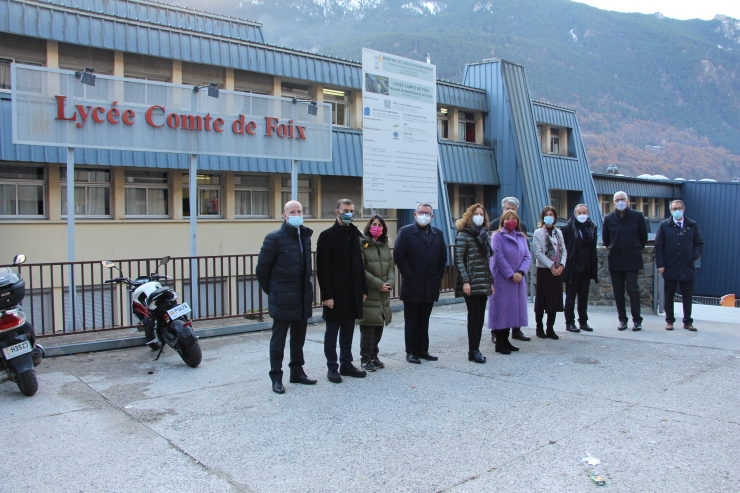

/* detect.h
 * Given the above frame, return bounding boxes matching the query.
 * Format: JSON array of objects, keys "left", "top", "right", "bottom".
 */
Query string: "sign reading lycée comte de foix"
[{"left": 11, "top": 65, "right": 332, "bottom": 161}]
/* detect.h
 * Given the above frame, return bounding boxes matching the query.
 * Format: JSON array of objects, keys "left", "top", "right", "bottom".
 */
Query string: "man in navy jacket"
[
  {"left": 393, "top": 203, "right": 448, "bottom": 364},
  {"left": 655, "top": 200, "right": 704, "bottom": 331}
]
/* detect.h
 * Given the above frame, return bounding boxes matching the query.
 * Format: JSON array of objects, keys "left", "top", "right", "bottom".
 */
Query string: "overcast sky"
[{"left": 572, "top": 0, "right": 739, "bottom": 20}]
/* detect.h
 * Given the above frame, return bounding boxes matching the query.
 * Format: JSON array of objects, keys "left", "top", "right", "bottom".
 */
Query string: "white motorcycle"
[{"left": 102, "top": 256, "right": 202, "bottom": 367}]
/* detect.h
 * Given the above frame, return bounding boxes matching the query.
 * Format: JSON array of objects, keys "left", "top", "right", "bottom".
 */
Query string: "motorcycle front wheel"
[
  {"left": 15, "top": 369, "right": 38, "bottom": 396},
  {"left": 177, "top": 341, "right": 202, "bottom": 368}
]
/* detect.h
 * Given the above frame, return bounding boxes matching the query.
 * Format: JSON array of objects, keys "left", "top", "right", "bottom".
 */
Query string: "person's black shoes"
[
  {"left": 406, "top": 353, "right": 421, "bottom": 364},
  {"left": 511, "top": 328, "right": 531, "bottom": 341},
  {"left": 546, "top": 327, "right": 560, "bottom": 340},
  {"left": 617, "top": 321, "right": 628, "bottom": 331},
  {"left": 339, "top": 364, "right": 367, "bottom": 378},
  {"left": 579, "top": 323, "right": 594, "bottom": 332},
  {"left": 468, "top": 350, "right": 487, "bottom": 363},
  {"left": 506, "top": 339, "right": 520, "bottom": 352},
  {"left": 495, "top": 342, "right": 511, "bottom": 354},
  {"left": 327, "top": 370, "right": 342, "bottom": 383},
  {"left": 632, "top": 323, "right": 642, "bottom": 331},
  {"left": 272, "top": 381, "right": 285, "bottom": 394},
  {"left": 536, "top": 325, "right": 547, "bottom": 338},
  {"left": 289, "top": 373, "right": 317, "bottom": 385},
  {"left": 371, "top": 358, "right": 385, "bottom": 369},
  {"left": 566, "top": 324, "right": 580, "bottom": 333},
  {"left": 418, "top": 351, "right": 439, "bottom": 361},
  {"left": 361, "top": 360, "right": 377, "bottom": 372}
]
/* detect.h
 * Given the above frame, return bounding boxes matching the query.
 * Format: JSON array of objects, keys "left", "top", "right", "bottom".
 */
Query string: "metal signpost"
[{"left": 11, "top": 65, "right": 332, "bottom": 329}]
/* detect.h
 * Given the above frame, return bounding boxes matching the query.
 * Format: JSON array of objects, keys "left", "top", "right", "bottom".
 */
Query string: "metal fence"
[{"left": 16, "top": 246, "right": 458, "bottom": 338}]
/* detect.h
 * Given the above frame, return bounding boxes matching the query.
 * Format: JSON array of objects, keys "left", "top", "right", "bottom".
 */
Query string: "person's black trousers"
[
  {"left": 610, "top": 270, "right": 642, "bottom": 323},
  {"left": 464, "top": 295, "right": 487, "bottom": 352},
  {"left": 403, "top": 301, "right": 434, "bottom": 355},
  {"left": 269, "top": 319, "right": 308, "bottom": 381},
  {"left": 324, "top": 319, "right": 355, "bottom": 371},
  {"left": 664, "top": 278, "right": 694, "bottom": 325},
  {"left": 564, "top": 270, "right": 592, "bottom": 325},
  {"left": 359, "top": 325, "right": 384, "bottom": 360}
]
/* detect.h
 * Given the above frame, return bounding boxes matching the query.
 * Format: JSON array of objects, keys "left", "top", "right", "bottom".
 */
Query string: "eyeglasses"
[{"left": 416, "top": 212, "right": 432, "bottom": 217}]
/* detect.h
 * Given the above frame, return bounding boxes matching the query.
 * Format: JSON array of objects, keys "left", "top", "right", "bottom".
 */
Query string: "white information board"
[
  {"left": 11, "top": 65, "right": 332, "bottom": 161},
  {"left": 361, "top": 49, "right": 439, "bottom": 209}
]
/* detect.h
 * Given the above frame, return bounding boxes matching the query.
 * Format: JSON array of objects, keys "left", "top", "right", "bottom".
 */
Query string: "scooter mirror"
[
  {"left": 12, "top": 254, "right": 26, "bottom": 265},
  {"left": 101, "top": 261, "right": 116, "bottom": 268},
  {"left": 159, "top": 256, "right": 171, "bottom": 267}
]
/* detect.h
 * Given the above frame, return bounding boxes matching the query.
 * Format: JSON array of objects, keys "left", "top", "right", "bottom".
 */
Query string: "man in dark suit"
[
  {"left": 655, "top": 200, "right": 704, "bottom": 331},
  {"left": 561, "top": 204, "right": 599, "bottom": 333},
  {"left": 256, "top": 200, "right": 317, "bottom": 394},
  {"left": 489, "top": 196, "right": 530, "bottom": 342},
  {"left": 601, "top": 191, "right": 648, "bottom": 331},
  {"left": 317, "top": 198, "right": 368, "bottom": 383},
  {"left": 393, "top": 202, "right": 448, "bottom": 364}
]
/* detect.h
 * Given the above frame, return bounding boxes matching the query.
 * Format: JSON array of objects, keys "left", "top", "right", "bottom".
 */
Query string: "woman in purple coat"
[{"left": 487, "top": 211, "right": 531, "bottom": 354}]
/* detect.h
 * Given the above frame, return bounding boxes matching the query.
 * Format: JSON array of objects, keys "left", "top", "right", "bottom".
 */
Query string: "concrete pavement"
[{"left": 1, "top": 302, "right": 738, "bottom": 492}]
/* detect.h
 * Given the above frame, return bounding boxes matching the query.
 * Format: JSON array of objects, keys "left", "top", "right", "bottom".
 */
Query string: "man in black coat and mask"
[
  {"left": 394, "top": 202, "right": 448, "bottom": 364},
  {"left": 317, "top": 198, "right": 369, "bottom": 383},
  {"left": 602, "top": 191, "right": 648, "bottom": 331},
  {"left": 561, "top": 204, "right": 598, "bottom": 333},
  {"left": 256, "top": 200, "right": 317, "bottom": 394}
]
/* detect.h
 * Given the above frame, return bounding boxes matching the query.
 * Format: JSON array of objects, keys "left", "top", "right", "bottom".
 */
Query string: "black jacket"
[
  {"left": 316, "top": 221, "right": 368, "bottom": 322},
  {"left": 654, "top": 217, "right": 704, "bottom": 281},
  {"left": 601, "top": 208, "right": 648, "bottom": 272},
  {"left": 393, "top": 223, "right": 448, "bottom": 303},
  {"left": 561, "top": 216, "right": 598, "bottom": 284},
  {"left": 454, "top": 227, "right": 494, "bottom": 297},
  {"left": 255, "top": 221, "right": 313, "bottom": 321},
  {"left": 490, "top": 216, "right": 529, "bottom": 235}
]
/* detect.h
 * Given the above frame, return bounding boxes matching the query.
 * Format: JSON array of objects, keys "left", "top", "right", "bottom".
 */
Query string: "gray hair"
[
  {"left": 574, "top": 203, "right": 589, "bottom": 214},
  {"left": 501, "top": 197, "right": 520, "bottom": 209},
  {"left": 670, "top": 199, "right": 685, "bottom": 209},
  {"left": 416, "top": 202, "right": 433, "bottom": 211},
  {"left": 335, "top": 198, "right": 354, "bottom": 210},
  {"left": 613, "top": 191, "right": 629, "bottom": 201}
]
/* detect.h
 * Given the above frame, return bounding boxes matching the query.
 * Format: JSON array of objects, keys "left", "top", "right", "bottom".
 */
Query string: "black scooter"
[{"left": 0, "top": 255, "right": 44, "bottom": 396}]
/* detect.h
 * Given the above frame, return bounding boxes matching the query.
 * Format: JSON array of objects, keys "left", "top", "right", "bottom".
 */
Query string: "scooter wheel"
[
  {"left": 16, "top": 369, "right": 38, "bottom": 396},
  {"left": 177, "top": 341, "right": 202, "bottom": 368}
]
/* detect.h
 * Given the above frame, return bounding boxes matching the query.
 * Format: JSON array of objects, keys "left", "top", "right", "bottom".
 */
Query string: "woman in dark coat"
[
  {"left": 487, "top": 211, "right": 531, "bottom": 354},
  {"left": 533, "top": 206, "right": 567, "bottom": 340},
  {"left": 454, "top": 204, "right": 494, "bottom": 363},
  {"left": 357, "top": 215, "right": 395, "bottom": 372}
]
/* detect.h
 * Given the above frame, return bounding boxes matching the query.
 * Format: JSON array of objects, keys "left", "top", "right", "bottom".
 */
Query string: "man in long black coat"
[
  {"left": 561, "top": 204, "right": 599, "bottom": 333},
  {"left": 256, "top": 200, "right": 317, "bottom": 394},
  {"left": 601, "top": 191, "right": 648, "bottom": 331},
  {"left": 394, "top": 202, "right": 448, "bottom": 364},
  {"left": 317, "top": 198, "right": 368, "bottom": 383},
  {"left": 655, "top": 200, "right": 704, "bottom": 331}
]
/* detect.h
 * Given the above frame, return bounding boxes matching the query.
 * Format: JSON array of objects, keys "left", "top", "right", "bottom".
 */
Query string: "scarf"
[
  {"left": 466, "top": 226, "right": 494, "bottom": 259},
  {"left": 574, "top": 218, "right": 594, "bottom": 246},
  {"left": 545, "top": 227, "right": 562, "bottom": 266}
]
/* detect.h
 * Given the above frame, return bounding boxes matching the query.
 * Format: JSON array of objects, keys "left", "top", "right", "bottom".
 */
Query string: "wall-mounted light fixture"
[
  {"left": 307, "top": 101, "right": 318, "bottom": 116},
  {"left": 193, "top": 82, "right": 219, "bottom": 98},
  {"left": 74, "top": 67, "right": 96, "bottom": 87}
]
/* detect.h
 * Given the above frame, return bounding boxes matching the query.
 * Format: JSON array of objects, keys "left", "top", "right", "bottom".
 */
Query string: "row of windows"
[
  {"left": 599, "top": 194, "right": 665, "bottom": 218},
  {"left": 438, "top": 109, "right": 478, "bottom": 143}
]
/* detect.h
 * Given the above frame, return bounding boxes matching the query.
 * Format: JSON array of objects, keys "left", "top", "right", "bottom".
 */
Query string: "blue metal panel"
[
  {"left": 674, "top": 182, "right": 740, "bottom": 297},
  {"left": 592, "top": 174, "right": 683, "bottom": 199},
  {"left": 438, "top": 142, "right": 498, "bottom": 185},
  {"left": 436, "top": 82, "right": 487, "bottom": 112}
]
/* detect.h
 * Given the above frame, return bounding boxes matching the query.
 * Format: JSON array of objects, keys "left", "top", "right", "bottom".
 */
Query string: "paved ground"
[{"left": 2, "top": 302, "right": 738, "bottom": 493}]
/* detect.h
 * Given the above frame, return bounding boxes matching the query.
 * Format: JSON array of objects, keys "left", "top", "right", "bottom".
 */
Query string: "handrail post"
[{"left": 189, "top": 154, "right": 199, "bottom": 318}]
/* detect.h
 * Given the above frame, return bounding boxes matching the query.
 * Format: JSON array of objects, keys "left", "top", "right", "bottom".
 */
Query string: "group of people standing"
[{"left": 257, "top": 191, "right": 704, "bottom": 394}]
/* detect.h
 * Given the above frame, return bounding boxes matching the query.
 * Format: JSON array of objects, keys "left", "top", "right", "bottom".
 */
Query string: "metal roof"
[
  {"left": 438, "top": 142, "right": 498, "bottom": 185},
  {"left": 437, "top": 81, "right": 487, "bottom": 112},
  {"left": 592, "top": 173, "right": 682, "bottom": 199}
]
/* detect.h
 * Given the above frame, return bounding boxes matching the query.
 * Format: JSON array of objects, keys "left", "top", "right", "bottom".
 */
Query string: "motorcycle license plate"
[
  {"left": 167, "top": 302, "right": 191, "bottom": 320},
  {"left": 3, "top": 340, "right": 31, "bottom": 360}
]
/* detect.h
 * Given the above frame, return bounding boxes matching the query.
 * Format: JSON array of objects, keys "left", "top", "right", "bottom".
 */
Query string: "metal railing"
[{"left": 16, "top": 246, "right": 458, "bottom": 338}]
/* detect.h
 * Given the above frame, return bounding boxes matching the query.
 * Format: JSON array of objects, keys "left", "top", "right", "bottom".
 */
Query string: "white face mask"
[
  {"left": 576, "top": 214, "right": 588, "bottom": 223},
  {"left": 416, "top": 214, "right": 432, "bottom": 226},
  {"left": 472, "top": 215, "right": 484, "bottom": 226},
  {"left": 615, "top": 200, "right": 628, "bottom": 211}
]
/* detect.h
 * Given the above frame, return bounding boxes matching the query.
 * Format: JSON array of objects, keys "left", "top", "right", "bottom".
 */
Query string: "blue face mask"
[
  {"left": 543, "top": 216, "right": 555, "bottom": 226},
  {"left": 671, "top": 210, "right": 684, "bottom": 220},
  {"left": 287, "top": 215, "right": 303, "bottom": 228},
  {"left": 339, "top": 212, "right": 354, "bottom": 225}
]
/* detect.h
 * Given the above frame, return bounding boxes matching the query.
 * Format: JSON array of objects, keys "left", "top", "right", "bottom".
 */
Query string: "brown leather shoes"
[
  {"left": 683, "top": 324, "right": 697, "bottom": 332},
  {"left": 665, "top": 323, "right": 674, "bottom": 331}
]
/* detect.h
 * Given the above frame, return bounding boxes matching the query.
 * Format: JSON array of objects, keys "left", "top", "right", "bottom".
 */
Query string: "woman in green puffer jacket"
[
  {"left": 455, "top": 203, "right": 495, "bottom": 364},
  {"left": 357, "top": 214, "right": 396, "bottom": 372}
]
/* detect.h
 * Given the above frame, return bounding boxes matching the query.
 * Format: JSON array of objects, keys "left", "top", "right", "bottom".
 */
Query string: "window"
[
  {"left": 630, "top": 197, "right": 637, "bottom": 211},
  {"left": 281, "top": 82, "right": 312, "bottom": 101},
  {"left": 323, "top": 89, "right": 351, "bottom": 127},
  {"left": 458, "top": 111, "right": 476, "bottom": 143},
  {"left": 362, "top": 207, "right": 389, "bottom": 218},
  {"left": 549, "top": 189, "right": 567, "bottom": 219},
  {"left": 458, "top": 185, "right": 477, "bottom": 217},
  {"left": 0, "top": 58, "right": 43, "bottom": 92},
  {"left": 61, "top": 168, "right": 111, "bottom": 218},
  {"left": 601, "top": 195, "right": 611, "bottom": 217},
  {"left": 125, "top": 171, "right": 169, "bottom": 218},
  {"left": 183, "top": 174, "right": 222, "bottom": 217},
  {"left": 281, "top": 177, "right": 313, "bottom": 217},
  {"left": 438, "top": 108, "right": 449, "bottom": 139},
  {"left": 0, "top": 165, "right": 45, "bottom": 217},
  {"left": 654, "top": 199, "right": 662, "bottom": 218},
  {"left": 642, "top": 198, "right": 651, "bottom": 217},
  {"left": 550, "top": 128, "right": 560, "bottom": 154},
  {"left": 235, "top": 175, "right": 270, "bottom": 217}
]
